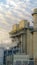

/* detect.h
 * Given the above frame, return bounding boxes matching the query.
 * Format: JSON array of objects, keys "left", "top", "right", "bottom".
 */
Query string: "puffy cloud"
[
  {"left": 0, "top": 0, "right": 37, "bottom": 47},
  {"left": 0, "top": 14, "right": 10, "bottom": 26},
  {"left": 0, "top": 0, "right": 34, "bottom": 29}
]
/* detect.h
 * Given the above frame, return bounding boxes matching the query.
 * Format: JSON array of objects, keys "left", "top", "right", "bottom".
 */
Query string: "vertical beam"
[
  {"left": 22, "top": 34, "right": 25, "bottom": 53},
  {"left": 20, "top": 29, "right": 27, "bottom": 54},
  {"left": 25, "top": 29, "right": 27, "bottom": 54},
  {"left": 32, "top": 32, "right": 34, "bottom": 58},
  {"left": 21, "top": 35, "right": 23, "bottom": 53}
]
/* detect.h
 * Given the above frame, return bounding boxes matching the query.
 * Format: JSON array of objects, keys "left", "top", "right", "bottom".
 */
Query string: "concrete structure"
[
  {"left": 10, "top": 20, "right": 28, "bottom": 54},
  {"left": 27, "top": 29, "right": 33, "bottom": 59},
  {"left": 10, "top": 20, "right": 33, "bottom": 59},
  {"left": 32, "top": 8, "right": 37, "bottom": 63},
  {"left": 9, "top": 8, "right": 37, "bottom": 65}
]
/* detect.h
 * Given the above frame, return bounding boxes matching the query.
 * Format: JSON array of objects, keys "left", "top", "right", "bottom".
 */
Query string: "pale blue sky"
[{"left": 0, "top": 0, "right": 37, "bottom": 44}]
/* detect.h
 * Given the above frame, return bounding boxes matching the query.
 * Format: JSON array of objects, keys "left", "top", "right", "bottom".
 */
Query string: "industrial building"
[
  {"left": 0, "top": 8, "right": 37, "bottom": 65},
  {"left": 10, "top": 19, "right": 33, "bottom": 57},
  {"left": 9, "top": 8, "right": 37, "bottom": 65},
  {"left": 32, "top": 8, "right": 37, "bottom": 64}
]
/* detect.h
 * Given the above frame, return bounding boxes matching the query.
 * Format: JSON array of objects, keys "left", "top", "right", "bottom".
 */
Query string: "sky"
[{"left": 0, "top": 0, "right": 37, "bottom": 47}]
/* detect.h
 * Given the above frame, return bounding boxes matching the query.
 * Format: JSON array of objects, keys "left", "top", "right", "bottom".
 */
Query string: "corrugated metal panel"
[{"left": 19, "top": 20, "right": 27, "bottom": 30}]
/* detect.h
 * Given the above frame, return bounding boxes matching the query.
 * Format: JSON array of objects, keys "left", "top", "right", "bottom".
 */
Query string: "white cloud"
[
  {"left": 0, "top": 30, "right": 8, "bottom": 41},
  {"left": 6, "top": 0, "right": 17, "bottom": 7},
  {"left": 0, "top": 13, "right": 10, "bottom": 26},
  {"left": 0, "top": 0, "right": 37, "bottom": 47},
  {"left": 0, "top": 6, "right": 2, "bottom": 11},
  {"left": 6, "top": 0, "right": 10, "bottom": 4},
  {"left": 26, "top": 0, "right": 30, "bottom": 2},
  {"left": 10, "top": 1, "right": 17, "bottom": 6},
  {"left": 0, "top": 0, "right": 33, "bottom": 29},
  {"left": 5, "top": 4, "right": 9, "bottom": 8}
]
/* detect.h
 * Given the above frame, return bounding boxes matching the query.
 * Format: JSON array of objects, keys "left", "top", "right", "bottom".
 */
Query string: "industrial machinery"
[{"left": 6, "top": 54, "right": 29, "bottom": 65}]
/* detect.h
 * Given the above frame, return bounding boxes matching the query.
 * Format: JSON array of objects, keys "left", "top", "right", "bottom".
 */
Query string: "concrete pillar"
[
  {"left": 27, "top": 29, "right": 33, "bottom": 58},
  {"left": 20, "top": 29, "right": 27, "bottom": 54},
  {"left": 32, "top": 8, "right": 37, "bottom": 59}
]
